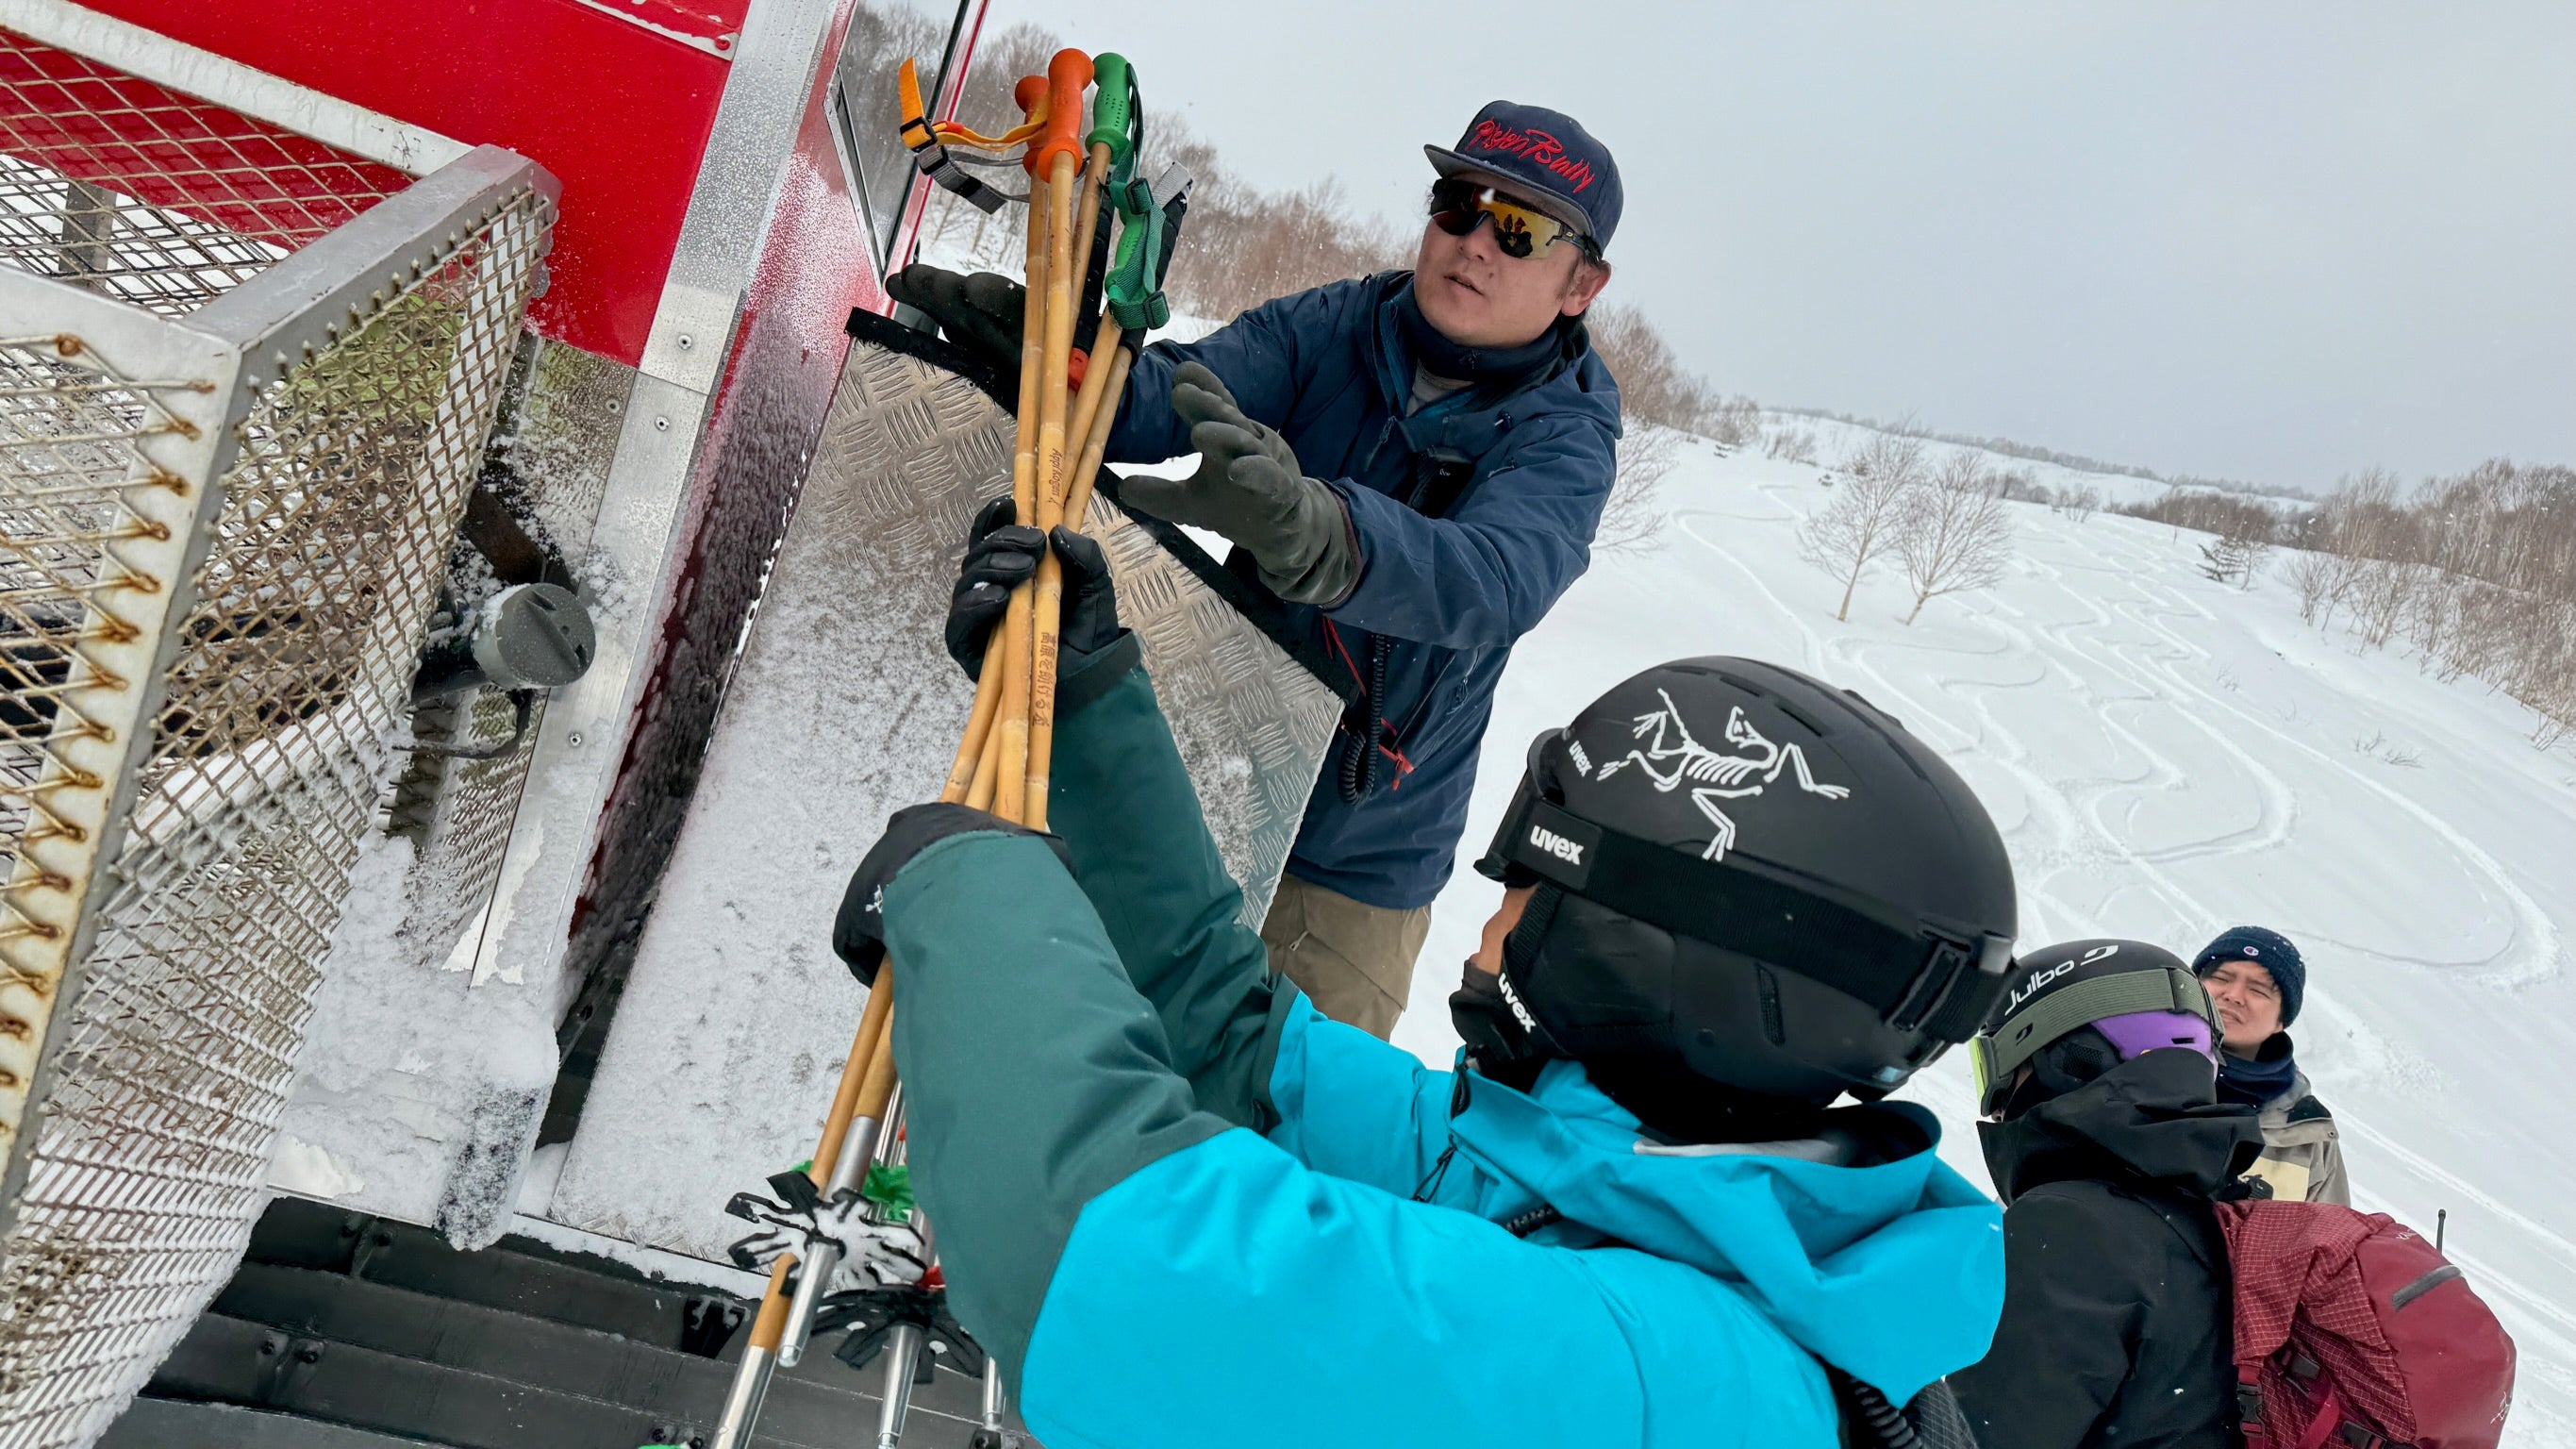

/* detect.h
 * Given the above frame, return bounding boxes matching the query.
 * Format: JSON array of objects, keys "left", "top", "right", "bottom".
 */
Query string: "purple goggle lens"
[{"left": 2091, "top": 1008, "right": 2217, "bottom": 1063}]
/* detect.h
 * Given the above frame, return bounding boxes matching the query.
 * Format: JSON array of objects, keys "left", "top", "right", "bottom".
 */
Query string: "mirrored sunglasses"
[{"left": 1428, "top": 178, "right": 1597, "bottom": 261}]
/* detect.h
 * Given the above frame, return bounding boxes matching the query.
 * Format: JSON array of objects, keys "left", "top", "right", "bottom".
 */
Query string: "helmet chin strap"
[
  {"left": 1448, "top": 885, "right": 1572, "bottom": 1092},
  {"left": 1463, "top": 889, "right": 1839, "bottom": 1146}
]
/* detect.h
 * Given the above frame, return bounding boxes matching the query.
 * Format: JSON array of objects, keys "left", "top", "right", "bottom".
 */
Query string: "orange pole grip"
[{"left": 1024, "top": 49, "right": 1093, "bottom": 178}]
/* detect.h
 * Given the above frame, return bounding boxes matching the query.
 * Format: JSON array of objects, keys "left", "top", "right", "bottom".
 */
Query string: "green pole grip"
[{"left": 1087, "top": 53, "right": 1134, "bottom": 162}]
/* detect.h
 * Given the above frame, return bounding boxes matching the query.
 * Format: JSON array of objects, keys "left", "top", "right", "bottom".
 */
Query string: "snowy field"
[{"left": 1387, "top": 433, "right": 2576, "bottom": 1446}]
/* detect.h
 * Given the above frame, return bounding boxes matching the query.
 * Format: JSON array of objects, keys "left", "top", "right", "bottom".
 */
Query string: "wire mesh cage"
[{"left": 0, "top": 33, "right": 557, "bottom": 1443}]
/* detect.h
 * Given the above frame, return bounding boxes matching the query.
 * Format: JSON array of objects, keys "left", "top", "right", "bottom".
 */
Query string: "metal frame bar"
[
  {"left": 0, "top": 275, "right": 241, "bottom": 1187},
  {"left": 0, "top": 0, "right": 471, "bottom": 175},
  {"left": 0, "top": 138, "right": 560, "bottom": 1270},
  {"left": 193, "top": 145, "right": 562, "bottom": 416}
]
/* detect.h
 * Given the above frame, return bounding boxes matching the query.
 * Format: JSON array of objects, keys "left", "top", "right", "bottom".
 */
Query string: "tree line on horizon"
[{"left": 903, "top": 25, "right": 2570, "bottom": 747}]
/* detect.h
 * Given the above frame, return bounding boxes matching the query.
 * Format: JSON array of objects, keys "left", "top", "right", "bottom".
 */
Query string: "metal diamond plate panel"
[{"left": 544, "top": 331, "right": 1337, "bottom": 1257}]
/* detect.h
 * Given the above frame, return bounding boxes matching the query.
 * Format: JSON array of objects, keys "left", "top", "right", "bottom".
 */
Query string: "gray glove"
[{"left": 1120, "top": 361, "right": 1360, "bottom": 607}]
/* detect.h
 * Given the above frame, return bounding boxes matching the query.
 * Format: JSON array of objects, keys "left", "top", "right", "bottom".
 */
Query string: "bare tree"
[
  {"left": 1708, "top": 395, "right": 1764, "bottom": 450},
  {"left": 1763, "top": 426, "right": 1819, "bottom": 463},
  {"left": 2348, "top": 558, "right": 2418, "bottom": 649},
  {"left": 1799, "top": 428, "right": 1926, "bottom": 622},
  {"left": 1898, "top": 450, "right": 2014, "bottom": 625},
  {"left": 2052, "top": 484, "right": 2102, "bottom": 524},
  {"left": 2285, "top": 550, "right": 2343, "bottom": 624},
  {"left": 1594, "top": 424, "right": 1679, "bottom": 556}
]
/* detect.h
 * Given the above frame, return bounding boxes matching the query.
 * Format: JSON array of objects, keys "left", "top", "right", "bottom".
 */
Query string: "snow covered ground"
[{"left": 1388, "top": 433, "right": 2576, "bottom": 1446}]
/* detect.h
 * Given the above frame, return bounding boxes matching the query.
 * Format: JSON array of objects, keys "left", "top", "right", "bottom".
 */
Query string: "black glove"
[
  {"left": 834, "top": 803, "right": 1072, "bottom": 985},
  {"left": 887, "top": 265, "right": 1024, "bottom": 377},
  {"left": 1119, "top": 361, "right": 1360, "bottom": 607},
  {"left": 944, "top": 497, "right": 1126, "bottom": 684}
]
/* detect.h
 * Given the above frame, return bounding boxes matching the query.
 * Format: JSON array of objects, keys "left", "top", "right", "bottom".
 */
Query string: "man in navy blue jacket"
[{"left": 893, "top": 101, "right": 1623, "bottom": 1036}]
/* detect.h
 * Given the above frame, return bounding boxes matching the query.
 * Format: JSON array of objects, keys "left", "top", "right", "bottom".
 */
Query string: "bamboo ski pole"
[
  {"left": 1019, "top": 49, "right": 1092, "bottom": 824},
  {"left": 778, "top": 1005, "right": 901, "bottom": 1365},
  {"left": 718, "top": 61, "right": 1074, "bottom": 1449},
  {"left": 724, "top": 46, "right": 1185, "bottom": 1446},
  {"left": 712, "top": 981, "right": 894, "bottom": 1447},
  {"left": 940, "top": 649, "right": 1005, "bottom": 803},
  {"left": 989, "top": 162, "right": 1048, "bottom": 825}
]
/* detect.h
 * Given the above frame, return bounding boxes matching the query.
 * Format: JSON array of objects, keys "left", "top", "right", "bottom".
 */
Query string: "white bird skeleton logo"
[{"left": 1592, "top": 689, "right": 1851, "bottom": 860}]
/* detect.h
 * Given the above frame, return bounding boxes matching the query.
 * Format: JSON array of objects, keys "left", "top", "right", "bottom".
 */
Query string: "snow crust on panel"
[
  {"left": 1390, "top": 429, "right": 2576, "bottom": 1447},
  {"left": 541, "top": 350, "right": 979, "bottom": 1257},
  {"left": 277, "top": 834, "right": 561, "bottom": 1241}
]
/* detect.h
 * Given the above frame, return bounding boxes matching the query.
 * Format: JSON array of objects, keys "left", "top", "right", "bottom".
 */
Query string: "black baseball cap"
[{"left": 1425, "top": 101, "right": 1624, "bottom": 253}]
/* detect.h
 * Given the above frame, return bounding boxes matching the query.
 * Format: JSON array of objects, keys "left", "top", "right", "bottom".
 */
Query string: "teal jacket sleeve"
[
  {"left": 879, "top": 828, "right": 1233, "bottom": 1392},
  {"left": 884, "top": 721, "right": 1844, "bottom": 1449},
  {"left": 1017, "top": 1129, "right": 1837, "bottom": 1449},
  {"left": 1043, "top": 655, "right": 1293, "bottom": 1131},
  {"left": 879, "top": 836, "right": 1835, "bottom": 1449},
  {"left": 1045, "top": 652, "right": 1471, "bottom": 1181}
]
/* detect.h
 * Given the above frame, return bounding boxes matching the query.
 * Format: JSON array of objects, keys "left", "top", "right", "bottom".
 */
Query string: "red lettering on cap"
[{"left": 1468, "top": 120, "right": 1597, "bottom": 194}]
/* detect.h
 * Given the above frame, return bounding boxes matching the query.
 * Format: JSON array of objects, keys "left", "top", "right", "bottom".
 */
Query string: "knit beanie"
[{"left": 2192, "top": 925, "right": 2305, "bottom": 1027}]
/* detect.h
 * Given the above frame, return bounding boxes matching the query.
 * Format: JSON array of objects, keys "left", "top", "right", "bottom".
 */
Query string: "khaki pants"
[{"left": 1259, "top": 874, "right": 1433, "bottom": 1040}]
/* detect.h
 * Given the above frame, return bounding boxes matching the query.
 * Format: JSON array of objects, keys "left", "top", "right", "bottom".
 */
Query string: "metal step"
[
  {"left": 146, "top": 1269, "right": 989, "bottom": 1449},
  {"left": 248, "top": 1196, "right": 723, "bottom": 1350},
  {"left": 100, "top": 1398, "right": 445, "bottom": 1449}
]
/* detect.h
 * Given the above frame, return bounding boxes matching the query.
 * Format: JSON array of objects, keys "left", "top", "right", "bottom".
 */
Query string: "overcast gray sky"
[{"left": 988, "top": 2, "right": 2574, "bottom": 493}]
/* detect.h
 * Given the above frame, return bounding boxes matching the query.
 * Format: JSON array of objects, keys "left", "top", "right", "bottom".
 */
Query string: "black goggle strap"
[
  {"left": 1476, "top": 771, "right": 2014, "bottom": 1043},
  {"left": 1971, "top": 967, "right": 2218, "bottom": 1109}
]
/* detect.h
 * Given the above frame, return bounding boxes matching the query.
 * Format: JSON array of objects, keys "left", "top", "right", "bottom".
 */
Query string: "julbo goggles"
[
  {"left": 1968, "top": 963, "right": 2219, "bottom": 1118},
  {"left": 1428, "top": 177, "right": 1599, "bottom": 261}
]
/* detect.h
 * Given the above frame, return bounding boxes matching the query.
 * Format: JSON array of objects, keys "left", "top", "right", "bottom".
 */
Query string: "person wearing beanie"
[
  {"left": 1952, "top": 940, "right": 2264, "bottom": 1449},
  {"left": 2192, "top": 925, "right": 2350, "bottom": 1204},
  {"left": 889, "top": 102, "right": 1625, "bottom": 1040}
]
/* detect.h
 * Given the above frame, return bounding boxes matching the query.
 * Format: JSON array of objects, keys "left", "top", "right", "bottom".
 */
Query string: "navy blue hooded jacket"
[{"left": 1105, "top": 272, "right": 1622, "bottom": 909}]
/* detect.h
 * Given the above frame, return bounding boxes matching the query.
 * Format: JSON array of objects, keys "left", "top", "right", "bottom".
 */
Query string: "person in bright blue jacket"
[
  {"left": 820, "top": 523, "right": 2022, "bottom": 1449},
  {"left": 893, "top": 101, "right": 1626, "bottom": 1039}
]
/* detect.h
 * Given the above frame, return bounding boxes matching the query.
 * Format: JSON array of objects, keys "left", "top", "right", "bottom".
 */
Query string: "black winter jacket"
[{"left": 1950, "top": 1051, "right": 2265, "bottom": 1449}]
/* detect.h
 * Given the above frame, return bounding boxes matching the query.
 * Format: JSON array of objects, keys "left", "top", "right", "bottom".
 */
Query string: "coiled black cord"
[
  {"left": 1337, "top": 634, "right": 1389, "bottom": 803},
  {"left": 1835, "top": 1369, "right": 1920, "bottom": 1449}
]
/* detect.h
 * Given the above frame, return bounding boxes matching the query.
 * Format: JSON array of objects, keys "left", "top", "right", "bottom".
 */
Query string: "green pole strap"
[{"left": 1105, "top": 181, "right": 1168, "bottom": 332}]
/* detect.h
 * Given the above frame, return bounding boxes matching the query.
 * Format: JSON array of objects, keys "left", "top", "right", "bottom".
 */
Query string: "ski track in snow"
[{"left": 1399, "top": 436, "right": 2576, "bottom": 1447}]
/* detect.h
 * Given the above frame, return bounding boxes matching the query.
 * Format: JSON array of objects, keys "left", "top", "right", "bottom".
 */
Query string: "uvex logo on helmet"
[
  {"left": 1527, "top": 824, "right": 1585, "bottom": 865},
  {"left": 1469, "top": 120, "right": 1598, "bottom": 193}
]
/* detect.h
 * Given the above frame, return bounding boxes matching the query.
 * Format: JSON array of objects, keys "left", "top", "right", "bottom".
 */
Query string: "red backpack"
[{"left": 2217, "top": 1199, "right": 2517, "bottom": 1449}]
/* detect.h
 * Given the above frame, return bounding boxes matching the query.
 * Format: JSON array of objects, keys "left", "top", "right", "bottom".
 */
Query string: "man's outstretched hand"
[
  {"left": 887, "top": 265, "right": 1024, "bottom": 380},
  {"left": 1119, "top": 361, "right": 1360, "bottom": 607}
]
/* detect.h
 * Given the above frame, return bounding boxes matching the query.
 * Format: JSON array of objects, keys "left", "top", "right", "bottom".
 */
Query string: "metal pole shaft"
[
  {"left": 972, "top": 1357, "right": 1007, "bottom": 1448},
  {"left": 711, "top": 1343, "right": 776, "bottom": 1449},
  {"left": 778, "top": 1081, "right": 906, "bottom": 1366},
  {"left": 874, "top": 1323, "right": 923, "bottom": 1449}
]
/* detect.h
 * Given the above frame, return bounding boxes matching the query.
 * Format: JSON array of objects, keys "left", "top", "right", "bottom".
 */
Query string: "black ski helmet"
[
  {"left": 1969, "top": 939, "right": 2220, "bottom": 1119},
  {"left": 1471, "top": 658, "right": 2017, "bottom": 1128}
]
